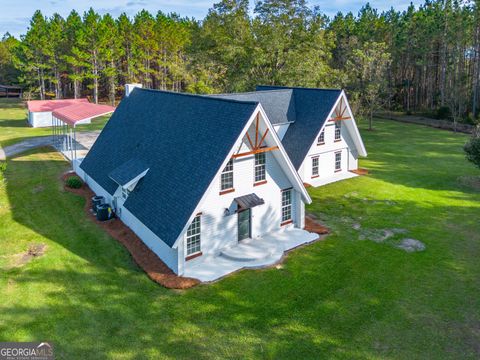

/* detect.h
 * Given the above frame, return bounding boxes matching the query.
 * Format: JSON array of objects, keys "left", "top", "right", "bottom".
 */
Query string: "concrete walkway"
[
  {"left": 0, "top": 131, "right": 100, "bottom": 161},
  {"left": 0, "top": 136, "right": 52, "bottom": 160}
]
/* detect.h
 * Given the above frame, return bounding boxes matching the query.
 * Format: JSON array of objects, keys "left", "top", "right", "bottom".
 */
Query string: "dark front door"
[{"left": 238, "top": 209, "right": 251, "bottom": 241}]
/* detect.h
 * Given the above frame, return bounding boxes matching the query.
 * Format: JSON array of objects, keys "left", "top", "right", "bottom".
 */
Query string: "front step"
[{"left": 220, "top": 238, "right": 283, "bottom": 262}]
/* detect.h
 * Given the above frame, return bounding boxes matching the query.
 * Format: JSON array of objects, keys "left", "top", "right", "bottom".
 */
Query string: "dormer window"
[
  {"left": 335, "top": 121, "right": 341, "bottom": 141},
  {"left": 317, "top": 130, "right": 325, "bottom": 145},
  {"left": 220, "top": 159, "right": 234, "bottom": 193}
]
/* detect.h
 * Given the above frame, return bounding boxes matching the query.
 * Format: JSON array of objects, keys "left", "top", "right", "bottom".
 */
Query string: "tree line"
[{"left": 0, "top": 0, "right": 479, "bottom": 124}]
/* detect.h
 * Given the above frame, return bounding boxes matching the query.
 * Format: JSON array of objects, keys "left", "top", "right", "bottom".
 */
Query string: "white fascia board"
[
  {"left": 171, "top": 104, "right": 310, "bottom": 249},
  {"left": 257, "top": 104, "right": 311, "bottom": 204},
  {"left": 124, "top": 169, "right": 150, "bottom": 190},
  {"left": 341, "top": 91, "right": 367, "bottom": 157},
  {"left": 299, "top": 91, "right": 367, "bottom": 171}
]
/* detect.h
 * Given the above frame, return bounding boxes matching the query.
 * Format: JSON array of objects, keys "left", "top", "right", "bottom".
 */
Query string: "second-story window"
[
  {"left": 220, "top": 159, "right": 234, "bottom": 191},
  {"left": 335, "top": 121, "right": 341, "bottom": 141},
  {"left": 317, "top": 129, "right": 325, "bottom": 145},
  {"left": 254, "top": 153, "right": 266, "bottom": 183},
  {"left": 312, "top": 156, "right": 319, "bottom": 177}
]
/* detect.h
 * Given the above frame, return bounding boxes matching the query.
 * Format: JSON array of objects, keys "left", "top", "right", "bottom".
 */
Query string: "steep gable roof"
[
  {"left": 256, "top": 85, "right": 342, "bottom": 169},
  {"left": 209, "top": 89, "right": 296, "bottom": 125},
  {"left": 80, "top": 88, "right": 259, "bottom": 247}
]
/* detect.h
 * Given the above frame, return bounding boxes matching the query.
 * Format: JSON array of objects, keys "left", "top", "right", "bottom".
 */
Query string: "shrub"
[
  {"left": 464, "top": 136, "right": 480, "bottom": 170},
  {"left": 66, "top": 175, "right": 83, "bottom": 189},
  {"left": 436, "top": 106, "right": 451, "bottom": 120}
]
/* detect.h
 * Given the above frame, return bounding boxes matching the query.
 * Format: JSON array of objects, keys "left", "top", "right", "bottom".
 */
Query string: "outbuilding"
[{"left": 27, "top": 99, "right": 90, "bottom": 128}]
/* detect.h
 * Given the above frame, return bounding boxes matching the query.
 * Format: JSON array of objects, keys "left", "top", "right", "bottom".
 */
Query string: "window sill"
[
  {"left": 186, "top": 251, "right": 203, "bottom": 261},
  {"left": 335, "top": 169, "right": 342, "bottom": 173},
  {"left": 253, "top": 180, "right": 267, "bottom": 187},
  {"left": 311, "top": 175, "right": 319, "bottom": 179},
  {"left": 219, "top": 188, "right": 235, "bottom": 195},
  {"left": 317, "top": 142, "right": 325, "bottom": 146},
  {"left": 281, "top": 219, "right": 293, "bottom": 226},
  {"left": 334, "top": 139, "right": 342, "bottom": 143}
]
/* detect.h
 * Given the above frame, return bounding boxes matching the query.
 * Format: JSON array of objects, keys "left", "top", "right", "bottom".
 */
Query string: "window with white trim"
[
  {"left": 312, "top": 156, "right": 319, "bottom": 176},
  {"left": 220, "top": 159, "right": 234, "bottom": 191},
  {"left": 254, "top": 153, "right": 266, "bottom": 183},
  {"left": 281, "top": 189, "right": 292, "bottom": 223},
  {"left": 335, "top": 152, "right": 342, "bottom": 171},
  {"left": 186, "top": 215, "right": 201, "bottom": 256},
  {"left": 317, "top": 129, "right": 325, "bottom": 145},
  {"left": 334, "top": 121, "right": 341, "bottom": 141}
]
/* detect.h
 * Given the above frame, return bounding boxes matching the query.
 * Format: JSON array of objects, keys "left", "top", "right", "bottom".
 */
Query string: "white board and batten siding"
[
  {"left": 299, "top": 119, "right": 358, "bottom": 186},
  {"left": 180, "top": 115, "right": 305, "bottom": 275}
]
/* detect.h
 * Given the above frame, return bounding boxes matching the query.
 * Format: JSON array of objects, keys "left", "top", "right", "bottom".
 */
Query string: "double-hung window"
[
  {"left": 186, "top": 215, "right": 201, "bottom": 256},
  {"left": 220, "top": 159, "right": 234, "bottom": 191},
  {"left": 281, "top": 189, "right": 292, "bottom": 224},
  {"left": 254, "top": 153, "right": 266, "bottom": 183},
  {"left": 334, "top": 121, "right": 341, "bottom": 141},
  {"left": 335, "top": 152, "right": 342, "bottom": 171},
  {"left": 312, "top": 156, "right": 319, "bottom": 177},
  {"left": 317, "top": 129, "right": 325, "bottom": 145}
]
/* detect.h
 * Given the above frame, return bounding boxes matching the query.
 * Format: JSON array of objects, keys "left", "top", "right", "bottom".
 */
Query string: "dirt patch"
[
  {"left": 61, "top": 172, "right": 200, "bottom": 289},
  {"left": 5, "top": 243, "right": 47, "bottom": 269},
  {"left": 395, "top": 238, "right": 426, "bottom": 252},
  {"left": 357, "top": 228, "right": 408, "bottom": 243},
  {"left": 31, "top": 185, "right": 45, "bottom": 194},
  {"left": 458, "top": 176, "right": 480, "bottom": 191},
  {"left": 304, "top": 215, "right": 330, "bottom": 235}
]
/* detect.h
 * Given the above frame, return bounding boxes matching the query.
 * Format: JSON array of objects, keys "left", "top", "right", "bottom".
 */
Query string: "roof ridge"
[
  {"left": 135, "top": 88, "right": 260, "bottom": 106},
  {"left": 212, "top": 89, "right": 293, "bottom": 96},
  {"left": 257, "top": 85, "right": 342, "bottom": 92}
]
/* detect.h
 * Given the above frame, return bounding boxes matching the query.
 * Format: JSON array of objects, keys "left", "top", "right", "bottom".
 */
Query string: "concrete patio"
[{"left": 183, "top": 227, "right": 320, "bottom": 282}]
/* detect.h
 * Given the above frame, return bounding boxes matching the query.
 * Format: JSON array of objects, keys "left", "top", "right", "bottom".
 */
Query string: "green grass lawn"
[
  {"left": 0, "top": 98, "right": 110, "bottom": 148},
  {"left": 0, "top": 112, "right": 479, "bottom": 358}
]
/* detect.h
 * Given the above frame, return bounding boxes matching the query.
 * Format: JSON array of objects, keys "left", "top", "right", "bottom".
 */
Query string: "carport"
[{"left": 51, "top": 102, "right": 115, "bottom": 161}]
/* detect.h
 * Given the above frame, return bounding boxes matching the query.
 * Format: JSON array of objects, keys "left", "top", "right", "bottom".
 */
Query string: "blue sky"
[{"left": 1, "top": 0, "right": 424, "bottom": 38}]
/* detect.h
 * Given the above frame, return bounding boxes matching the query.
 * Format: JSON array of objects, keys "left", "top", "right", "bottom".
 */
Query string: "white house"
[
  {"left": 211, "top": 86, "right": 367, "bottom": 187},
  {"left": 27, "top": 99, "right": 91, "bottom": 127},
  {"left": 75, "top": 88, "right": 317, "bottom": 282}
]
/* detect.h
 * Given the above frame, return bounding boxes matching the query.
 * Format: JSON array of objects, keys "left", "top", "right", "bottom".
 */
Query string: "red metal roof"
[
  {"left": 27, "top": 98, "right": 89, "bottom": 112},
  {"left": 52, "top": 103, "right": 115, "bottom": 126}
]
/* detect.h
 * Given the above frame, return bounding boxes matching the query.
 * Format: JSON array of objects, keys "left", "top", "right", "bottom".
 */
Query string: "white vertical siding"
[{"left": 301, "top": 120, "right": 358, "bottom": 186}]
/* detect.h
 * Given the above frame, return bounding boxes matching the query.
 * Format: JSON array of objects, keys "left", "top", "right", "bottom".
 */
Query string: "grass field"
[
  {"left": 0, "top": 101, "right": 479, "bottom": 359},
  {"left": 0, "top": 98, "right": 109, "bottom": 148}
]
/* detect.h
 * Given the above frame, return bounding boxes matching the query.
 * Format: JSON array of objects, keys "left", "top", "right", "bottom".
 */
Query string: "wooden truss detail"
[
  {"left": 232, "top": 114, "right": 278, "bottom": 158},
  {"left": 329, "top": 96, "right": 351, "bottom": 122}
]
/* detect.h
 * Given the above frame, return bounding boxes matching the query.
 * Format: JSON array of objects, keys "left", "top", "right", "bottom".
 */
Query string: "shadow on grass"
[
  {"left": 359, "top": 120, "right": 479, "bottom": 193},
  {"left": 3, "top": 144, "right": 480, "bottom": 358}
]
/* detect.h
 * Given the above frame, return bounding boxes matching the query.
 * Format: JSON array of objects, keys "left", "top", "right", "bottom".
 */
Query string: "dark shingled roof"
[
  {"left": 256, "top": 86, "right": 342, "bottom": 170},
  {"left": 80, "top": 88, "right": 259, "bottom": 247},
  {"left": 209, "top": 90, "right": 296, "bottom": 124},
  {"left": 109, "top": 158, "right": 149, "bottom": 187}
]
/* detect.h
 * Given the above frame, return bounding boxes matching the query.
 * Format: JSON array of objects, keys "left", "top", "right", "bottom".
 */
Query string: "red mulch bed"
[
  {"left": 304, "top": 215, "right": 330, "bottom": 235},
  {"left": 350, "top": 168, "right": 369, "bottom": 175},
  {"left": 62, "top": 172, "right": 200, "bottom": 289}
]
